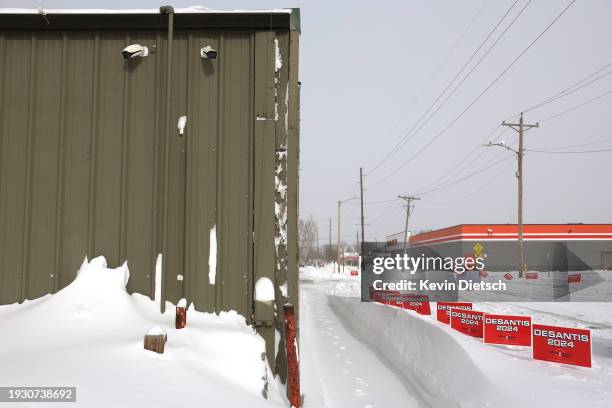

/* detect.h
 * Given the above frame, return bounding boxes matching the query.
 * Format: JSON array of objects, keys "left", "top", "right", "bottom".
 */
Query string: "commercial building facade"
[
  {"left": 407, "top": 224, "right": 612, "bottom": 271},
  {"left": 0, "top": 7, "right": 300, "bottom": 377}
]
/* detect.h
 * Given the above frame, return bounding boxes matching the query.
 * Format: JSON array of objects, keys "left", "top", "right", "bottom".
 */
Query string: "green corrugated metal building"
[{"left": 0, "top": 6, "right": 300, "bottom": 379}]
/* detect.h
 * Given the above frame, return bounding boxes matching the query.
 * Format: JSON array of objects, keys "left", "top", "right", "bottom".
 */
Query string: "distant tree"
[
  {"left": 299, "top": 215, "right": 319, "bottom": 264},
  {"left": 321, "top": 243, "right": 336, "bottom": 263}
]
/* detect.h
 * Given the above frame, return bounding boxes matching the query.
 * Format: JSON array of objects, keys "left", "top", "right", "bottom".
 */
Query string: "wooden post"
[
  {"left": 283, "top": 304, "right": 300, "bottom": 407},
  {"left": 144, "top": 326, "right": 167, "bottom": 354},
  {"left": 501, "top": 113, "right": 539, "bottom": 278},
  {"left": 176, "top": 298, "right": 187, "bottom": 329}
]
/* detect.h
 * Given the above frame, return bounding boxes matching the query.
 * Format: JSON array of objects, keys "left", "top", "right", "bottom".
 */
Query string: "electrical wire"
[
  {"left": 389, "top": 0, "right": 533, "bottom": 159},
  {"left": 368, "top": 0, "right": 577, "bottom": 190},
  {"left": 363, "top": 0, "right": 492, "bottom": 172},
  {"left": 523, "top": 65, "right": 612, "bottom": 114},
  {"left": 529, "top": 136, "right": 612, "bottom": 151},
  {"left": 345, "top": 198, "right": 401, "bottom": 205},
  {"left": 528, "top": 148, "right": 612, "bottom": 154},
  {"left": 412, "top": 126, "right": 508, "bottom": 194},
  {"left": 365, "top": 0, "right": 523, "bottom": 176},
  {"left": 368, "top": 200, "right": 404, "bottom": 226},
  {"left": 414, "top": 154, "right": 514, "bottom": 196},
  {"left": 427, "top": 159, "right": 514, "bottom": 204},
  {"left": 539, "top": 87, "right": 612, "bottom": 123}
]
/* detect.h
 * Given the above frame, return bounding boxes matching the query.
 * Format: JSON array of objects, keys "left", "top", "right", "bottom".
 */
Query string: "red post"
[
  {"left": 175, "top": 299, "right": 187, "bottom": 329},
  {"left": 283, "top": 304, "right": 300, "bottom": 407}
]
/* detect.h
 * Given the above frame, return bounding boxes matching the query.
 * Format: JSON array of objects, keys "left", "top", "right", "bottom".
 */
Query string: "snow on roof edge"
[{"left": 0, "top": 7, "right": 293, "bottom": 15}]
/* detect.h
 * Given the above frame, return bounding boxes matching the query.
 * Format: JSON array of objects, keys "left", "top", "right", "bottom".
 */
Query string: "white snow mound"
[{"left": 0, "top": 257, "right": 286, "bottom": 407}]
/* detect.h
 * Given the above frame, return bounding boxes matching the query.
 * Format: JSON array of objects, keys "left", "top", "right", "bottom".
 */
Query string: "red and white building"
[{"left": 401, "top": 224, "right": 612, "bottom": 271}]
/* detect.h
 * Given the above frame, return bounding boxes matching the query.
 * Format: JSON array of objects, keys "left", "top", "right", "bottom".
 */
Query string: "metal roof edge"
[
  {"left": 0, "top": 9, "right": 293, "bottom": 30},
  {"left": 290, "top": 8, "right": 301, "bottom": 33}
]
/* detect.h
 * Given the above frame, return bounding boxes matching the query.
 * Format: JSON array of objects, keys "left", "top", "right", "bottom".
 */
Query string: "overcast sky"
[{"left": 4, "top": 0, "right": 612, "bottom": 244}]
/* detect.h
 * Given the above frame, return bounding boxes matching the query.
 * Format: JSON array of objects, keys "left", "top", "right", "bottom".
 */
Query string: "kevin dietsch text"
[{"left": 372, "top": 279, "right": 507, "bottom": 292}]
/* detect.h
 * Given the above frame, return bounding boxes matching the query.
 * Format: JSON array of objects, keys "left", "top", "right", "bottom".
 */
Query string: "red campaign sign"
[
  {"left": 504, "top": 273, "right": 513, "bottom": 280},
  {"left": 372, "top": 290, "right": 385, "bottom": 303},
  {"left": 401, "top": 295, "right": 431, "bottom": 315},
  {"left": 568, "top": 273, "right": 582, "bottom": 283},
  {"left": 483, "top": 314, "right": 531, "bottom": 346},
  {"left": 533, "top": 324, "right": 591, "bottom": 368},
  {"left": 388, "top": 293, "right": 403, "bottom": 308},
  {"left": 375, "top": 290, "right": 400, "bottom": 306},
  {"left": 450, "top": 308, "right": 484, "bottom": 338},
  {"left": 436, "top": 302, "right": 472, "bottom": 324},
  {"left": 525, "top": 272, "right": 539, "bottom": 280}
]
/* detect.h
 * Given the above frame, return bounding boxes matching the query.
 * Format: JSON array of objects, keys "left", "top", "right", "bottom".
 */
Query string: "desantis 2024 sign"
[
  {"left": 450, "top": 308, "right": 484, "bottom": 338},
  {"left": 532, "top": 324, "right": 591, "bottom": 368},
  {"left": 484, "top": 314, "right": 532, "bottom": 347},
  {"left": 436, "top": 302, "right": 472, "bottom": 324}
]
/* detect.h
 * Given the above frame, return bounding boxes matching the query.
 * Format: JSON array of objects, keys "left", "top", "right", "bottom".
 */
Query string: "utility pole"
[
  {"left": 329, "top": 217, "right": 332, "bottom": 264},
  {"left": 337, "top": 197, "right": 357, "bottom": 273},
  {"left": 316, "top": 229, "right": 319, "bottom": 264},
  {"left": 359, "top": 167, "right": 365, "bottom": 254},
  {"left": 398, "top": 195, "right": 420, "bottom": 254},
  {"left": 489, "top": 112, "right": 539, "bottom": 278},
  {"left": 337, "top": 201, "right": 341, "bottom": 273}
]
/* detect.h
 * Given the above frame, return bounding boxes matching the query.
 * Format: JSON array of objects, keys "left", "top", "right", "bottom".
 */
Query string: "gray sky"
[{"left": 4, "top": 0, "right": 612, "bottom": 244}]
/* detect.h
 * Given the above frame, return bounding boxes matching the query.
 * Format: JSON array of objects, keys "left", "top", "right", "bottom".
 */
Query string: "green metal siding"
[{"left": 0, "top": 19, "right": 299, "bottom": 375}]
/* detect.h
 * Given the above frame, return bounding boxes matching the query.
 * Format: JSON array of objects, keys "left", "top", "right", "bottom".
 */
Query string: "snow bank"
[
  {"left": 0, "top": 257, "right": 286, "bottom": 407},
  {"left": 327, "top": 281, "right": 360, "bottom": 297},
  {"left": 147, "top": 325, "right": 166, "bottom": 336},
  {"left": 328, "top": 295, "right": 612, "bottom": 407},
  {"left": 328, "top": 296, "right": 492, "bottom": 407},
  {"left": 299, "top": 264, "right": 359, "bottom": 282}
]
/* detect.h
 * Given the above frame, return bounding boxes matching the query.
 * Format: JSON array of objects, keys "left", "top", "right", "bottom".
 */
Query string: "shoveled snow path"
[{"left": 300, "top": 280, "right": 421, "bottom": 408}]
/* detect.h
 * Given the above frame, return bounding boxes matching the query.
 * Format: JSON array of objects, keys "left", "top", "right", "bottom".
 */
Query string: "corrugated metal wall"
[{"left": 0, "top": 23, "right": 299, "bottom": 372}]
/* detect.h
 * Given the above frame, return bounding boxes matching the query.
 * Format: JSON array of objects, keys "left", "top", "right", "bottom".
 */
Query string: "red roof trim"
[{"left": 409, "top": 224, "right": 612, "bottom": 245}]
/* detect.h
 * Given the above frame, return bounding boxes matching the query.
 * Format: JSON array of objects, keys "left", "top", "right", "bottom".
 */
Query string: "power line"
[
  {"left": 412, "top": 126, "right": 508, "bottom": 194},
  {"left": 365, "top": 0, "right": 523, "bottom": 176},
  {"left": 363, "top": 0, "right": 492, "bottom": 172},
  {"left": 368, "top": 0, "right": 577, "bottom": 190},
  {"left": 415, "top": 154, "right": 514, "bottom": 196},
  {"left": 345, "top": 198, "right": 400, "bottom": 205},
  {"left": 529, "top": 148, "right": 612, "bottom": 154},
  {"left": 539, "top": 87, "right": 612, "bottom": 123},
  {"left": 368, "top": 200, "right": 403, "bottom": 226},
  {"left": 427, "top": 160, "right": 514, "bottom": 205},
  {"left": 421, "top": 61, "right": 612, "bottom": 193},
  {"left": 529, "top": 136, "right": 612, "bottom": 151},
  {"left": 389, "top": 0, "right": 533, "bottom": 159},
  {"left": 523, "top": 63, "right": 612, "bottom": 114}
]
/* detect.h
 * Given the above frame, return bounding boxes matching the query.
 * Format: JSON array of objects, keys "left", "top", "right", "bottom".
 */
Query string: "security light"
[
  {"left": 122, "top": 44, "right": 149, "bottom": 60},
  {"left": 200, "top": 45, "right": 218, "bottom": 59}
]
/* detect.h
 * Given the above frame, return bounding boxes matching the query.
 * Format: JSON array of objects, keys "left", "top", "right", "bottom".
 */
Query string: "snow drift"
[
  {"left": 328, "top": 293, "right": 612, "bottom": 408},
  {"left": 0, "top": 257, "right": 286, "bottom": 408},
  {"left": 328, "top": 296, "right": 492, "bottom": 407}
]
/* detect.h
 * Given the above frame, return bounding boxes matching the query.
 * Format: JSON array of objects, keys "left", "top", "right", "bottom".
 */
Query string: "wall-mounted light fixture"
[
  {"left": 200, "top": 45, "right": 217, "bottom": 59},
  {"left": 122, "top": 44, "right": 149, "bottom": 60}
]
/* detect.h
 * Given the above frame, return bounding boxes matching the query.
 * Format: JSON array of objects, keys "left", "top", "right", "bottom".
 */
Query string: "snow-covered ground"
[
  {"left": 300, "top": 265, "right": 612, "bottom": 408},
  {"left": 299, "top": 263, "right": 358, "bottom": 282},
  {"left": 0, "top": 257, "right": 286, "bottom": 408},
  {"left": 300, "top": 274, "right": 421, "bottom": 407}
]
